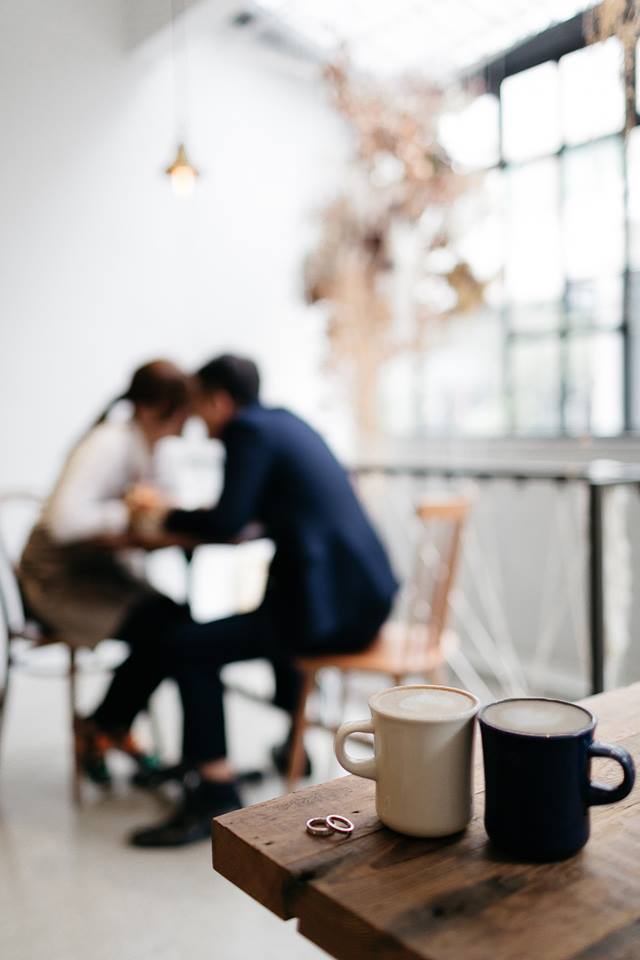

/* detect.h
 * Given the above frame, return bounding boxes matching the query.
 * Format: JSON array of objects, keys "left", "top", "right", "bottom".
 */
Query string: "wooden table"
[{"left": 213, "top": 683, "right": 640, "bottom": 960}]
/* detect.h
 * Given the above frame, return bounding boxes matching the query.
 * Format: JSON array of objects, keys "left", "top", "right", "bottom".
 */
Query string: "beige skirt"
[{"left": 19, "top": 523, "right": 154, "bottom": 649}]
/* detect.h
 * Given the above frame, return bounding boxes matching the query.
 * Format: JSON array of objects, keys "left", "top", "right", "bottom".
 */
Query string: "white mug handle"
[{"left": 334, "top": 719, "right": 377, "bottom": 781}]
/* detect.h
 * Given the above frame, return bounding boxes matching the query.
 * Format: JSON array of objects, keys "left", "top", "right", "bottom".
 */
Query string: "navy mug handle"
[{"left": 587, "top": 741, "right": 636, "bottom": 806}]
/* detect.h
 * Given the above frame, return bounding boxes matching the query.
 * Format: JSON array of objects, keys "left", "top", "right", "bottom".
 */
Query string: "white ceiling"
[{"left": 249, "top": 0, "right": 594, "bottom": 78}]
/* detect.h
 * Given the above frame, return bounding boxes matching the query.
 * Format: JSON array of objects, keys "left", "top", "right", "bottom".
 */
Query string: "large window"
[
  {"left": 503, "top": 38, "right": 626, "bottom": 436},
  {"left": 418, "top": 24, "right": 639, "bottom": 438}
]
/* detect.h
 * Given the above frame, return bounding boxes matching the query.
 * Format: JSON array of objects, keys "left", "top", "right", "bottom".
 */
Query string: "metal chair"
[
  {"left": 0, "top": 491, "right": 154, "bottom": 804},
  {"left": 286, "top": 496, "right": 471, "bottom": 789}
]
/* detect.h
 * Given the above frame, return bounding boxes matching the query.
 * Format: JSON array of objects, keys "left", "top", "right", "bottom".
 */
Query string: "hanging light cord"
[{"left": 171, "top": 0, "right": 190, "bottom": 142}]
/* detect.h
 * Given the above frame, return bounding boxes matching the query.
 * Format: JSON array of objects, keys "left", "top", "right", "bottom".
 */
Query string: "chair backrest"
[
  {"left": 404, "top": 495, "right": 471, "bottom": 657},
  {"left": 0, "top": 492, "right": 43, "bottom": 638}
]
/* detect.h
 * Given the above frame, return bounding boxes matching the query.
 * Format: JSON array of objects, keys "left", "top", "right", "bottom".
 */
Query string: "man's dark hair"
[{"left": 196, "top": 354, "right": 260, "bottom": 405}]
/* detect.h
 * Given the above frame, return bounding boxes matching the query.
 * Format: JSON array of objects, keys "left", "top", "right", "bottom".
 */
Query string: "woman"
[{"left": 19, "top": 359, "right": 192, "bottom": 785}]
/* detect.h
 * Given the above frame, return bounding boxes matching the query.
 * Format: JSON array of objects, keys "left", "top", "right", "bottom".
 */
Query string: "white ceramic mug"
[{"left": 334, "top": 684, "right": 480, "bottom": 837}]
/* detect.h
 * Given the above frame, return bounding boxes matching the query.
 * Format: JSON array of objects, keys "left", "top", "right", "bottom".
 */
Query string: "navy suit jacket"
[{"left": 166, "top": 404, "right": 398, "bottom": 649}]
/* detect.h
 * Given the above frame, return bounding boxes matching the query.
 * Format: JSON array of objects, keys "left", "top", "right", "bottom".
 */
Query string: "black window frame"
[{"left": 477, "top": 13, "right": 638, "bottom": 438}]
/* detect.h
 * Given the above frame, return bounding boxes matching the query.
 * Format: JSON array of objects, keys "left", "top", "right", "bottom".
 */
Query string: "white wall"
[{"left": 0, "top": 0, "right": 347, "bottom": 492}]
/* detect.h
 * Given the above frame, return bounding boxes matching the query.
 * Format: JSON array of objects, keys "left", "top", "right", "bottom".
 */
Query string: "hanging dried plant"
[
  {"left": 305, "top": 62, "right": 486, "bottom": 445},
  {"left": 584, "top": 0, "right": 640, "bottom": 130}
]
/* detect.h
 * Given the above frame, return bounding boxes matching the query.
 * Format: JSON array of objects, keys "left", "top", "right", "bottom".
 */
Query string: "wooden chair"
[
  {"left": 285, "top": 496, "right": 471, "bottom": 789},
  {"left": 0, "top": 492, "right": 158, "bottom": 804}
]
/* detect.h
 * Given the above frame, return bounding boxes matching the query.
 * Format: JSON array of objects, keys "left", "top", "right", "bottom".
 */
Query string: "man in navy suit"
[{"left": 96, "top": 355, "right": 398, "bottom": 846}]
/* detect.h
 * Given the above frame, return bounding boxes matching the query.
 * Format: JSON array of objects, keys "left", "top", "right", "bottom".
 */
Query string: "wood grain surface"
[{"left": 213, "top": 683, "right": 640, "bottom": 960}]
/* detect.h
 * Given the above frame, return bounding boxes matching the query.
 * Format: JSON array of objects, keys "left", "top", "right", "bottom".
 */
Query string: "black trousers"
[{"left": 92, "top": 594, "right": 386, "bottom": 764}]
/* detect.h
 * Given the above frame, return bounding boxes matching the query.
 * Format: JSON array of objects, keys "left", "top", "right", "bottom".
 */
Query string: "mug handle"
[
  {"left": 334, "top": 720, "right": 377, "bottom": 781},
  {"left": 587, "top": 741, "right": 636, "bottom": 805}
]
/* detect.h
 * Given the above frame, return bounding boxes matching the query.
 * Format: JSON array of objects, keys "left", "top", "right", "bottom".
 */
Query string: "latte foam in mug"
[
  {"left": 372, "top": 685, "right": 477, "bottom": 721},
  {"left": 482, "top": 698, "right": 592, "bottom": 737}
]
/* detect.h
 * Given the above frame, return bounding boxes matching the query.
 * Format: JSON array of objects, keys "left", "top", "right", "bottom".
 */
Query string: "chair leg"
[
  {"left": 68, "top": 646, "right": 82, "bottom": 806},
  {"left": 427, "top": 662, "right": 447, "bottom": 686},
  {"left": 338, "top": 671, "right": 350, "bottom": 726},
  {"left": 0, "top": 643, "right": 11, "bottom": 766},
  {"left": 147, "top": 696, "right": 164, "bottom": 760},
  {"left": 286, "top": 671, "right": 315, "bottom": 793}
]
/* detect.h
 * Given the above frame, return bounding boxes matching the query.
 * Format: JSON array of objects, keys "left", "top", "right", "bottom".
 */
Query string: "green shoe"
[{"left": 74, "top": 719, "right": 112, "bottom": 787}]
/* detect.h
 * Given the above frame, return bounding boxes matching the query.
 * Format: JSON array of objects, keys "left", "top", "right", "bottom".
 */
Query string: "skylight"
[{"left": 250, "top": 0, "right": 594, "bottom": 78}]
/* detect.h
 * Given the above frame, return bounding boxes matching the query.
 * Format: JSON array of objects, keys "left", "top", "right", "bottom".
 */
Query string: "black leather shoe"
[
  {"left": 130, "top": 762, "right": 188, "bottom": 790},
  {"left": 129, "top": 779, "right": 242, "bottom": 848},
  {"left": 132, "top": 763, "right": 265, "bottom": 790},
  {"left": 271, "top": 738, "right": 312, "bottom": 778}
]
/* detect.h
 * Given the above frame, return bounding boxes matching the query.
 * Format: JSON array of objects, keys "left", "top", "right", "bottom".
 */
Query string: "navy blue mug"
[{"left": 479, "top": 697, "right": 635, "bottom": 862}]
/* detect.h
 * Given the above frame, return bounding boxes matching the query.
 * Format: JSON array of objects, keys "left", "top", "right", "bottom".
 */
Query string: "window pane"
[
  {"left": 379, "top": 354, "right": 417, "bottom": 436},
  {"left": 628, "top": 127, "right": 640, "bottom": 269},
  {"left": 635, "top": 37, "right": 640, "bottom": 115},
  {"left": 565, "top": 332, "right": 623, "bottom": 435},
  {"left": 501, "top": 61, "right": 561, "bottom": 163},
  {"left": 511, "top": 338, "right": 561, "bottom": 434},
  {"left": 629, "top": 271, "right": 640, "bottom": 335},
  {"left": 566, "top": 275, "right": 623, "bottom": 329},
  {"left": 420, "top": 311, "right": 505, "bottom": 436},
  {"left": 453, "top": 168, "right": 505, "bottom": 283},
  {"left": 560, "top": 38, "right": 625, "bottom": 146},
  {"left": 505, "top": 158, "right": 563, "bottom": 302},
  {"left": 439, "top": 94, "right": 500, "bottom": 171},
  {"left": 562, "top": 139, "right": 625, "bottom": 281},
  {"left": 629, "top": 272, "right": 640, "bottom": 430},
  {"left": 509, "top": 302, "right": 562, "bottom": 333}
]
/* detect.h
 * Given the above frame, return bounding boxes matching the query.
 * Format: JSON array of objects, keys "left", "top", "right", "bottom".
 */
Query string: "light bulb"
[
  {"left": 170, "top": 164, "right": 197, "bottom": 198},
  {"left": 165, "top": 142, "right": 198, "bottom": 198}
]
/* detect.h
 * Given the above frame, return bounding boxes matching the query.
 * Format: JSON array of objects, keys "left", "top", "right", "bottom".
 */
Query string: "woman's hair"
[{"left": 95, "top": 360, "right": 192, "bottom": 426}]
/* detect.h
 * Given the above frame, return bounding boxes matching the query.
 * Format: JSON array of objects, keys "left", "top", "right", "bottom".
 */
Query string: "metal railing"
[{"left": 354, "top": 459, "right": 640, "bottom": 697}]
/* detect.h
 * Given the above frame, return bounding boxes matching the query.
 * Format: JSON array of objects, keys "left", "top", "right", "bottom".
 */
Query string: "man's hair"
[{"left": 196, "top": 354, "right": 260, "bottom": 405}]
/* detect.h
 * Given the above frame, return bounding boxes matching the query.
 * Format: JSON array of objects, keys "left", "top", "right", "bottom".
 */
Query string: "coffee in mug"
[
  {"left": 480, "top": 697, "right": 636, "bottom": 861},
  {"left": 483, "top": 698, "right": 592, "bottom": 736},
  {"left": 334, "top": 684, "right": 479, "bottom": 837}
]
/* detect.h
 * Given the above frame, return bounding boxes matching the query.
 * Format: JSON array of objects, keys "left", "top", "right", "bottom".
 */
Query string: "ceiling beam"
[{"left": 124, "top": 0, "right": 237, "bottom": 49}]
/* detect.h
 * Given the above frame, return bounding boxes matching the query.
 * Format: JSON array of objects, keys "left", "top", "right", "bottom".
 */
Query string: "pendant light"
[
  {"left": 166, "top": 142, "right": 198, "bottom": 198},
  {"left": 166, "top": 0, "right": 198, "bottom": 197}
]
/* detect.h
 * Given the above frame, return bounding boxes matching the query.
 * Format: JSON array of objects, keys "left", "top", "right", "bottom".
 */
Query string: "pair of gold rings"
[{"left": 305, "top": 814, "right": 354, "bottom": 837}]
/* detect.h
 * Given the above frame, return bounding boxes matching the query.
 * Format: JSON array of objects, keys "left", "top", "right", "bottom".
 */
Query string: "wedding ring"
[
  {"left": 325, "top": 814, "right": 355, "bottom": 835},
  {"left": 306, "top": 817, "right": 333, "bottom": 837}
]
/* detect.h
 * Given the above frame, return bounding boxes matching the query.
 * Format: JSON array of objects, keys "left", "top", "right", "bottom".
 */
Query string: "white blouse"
[{"left": 42, "top": 420, "right": 153, "bottom": 544}]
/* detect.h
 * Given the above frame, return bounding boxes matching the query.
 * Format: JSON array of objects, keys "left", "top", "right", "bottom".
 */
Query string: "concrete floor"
[{"left": 0, "top": 657, "right": 334, "bottom": 960}]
